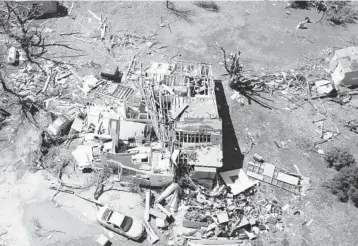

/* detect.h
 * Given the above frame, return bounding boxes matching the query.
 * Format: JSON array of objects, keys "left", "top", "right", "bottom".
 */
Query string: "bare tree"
[
  {"left": 0, "top": 71, "right": 41, "bottom": 125},
  {"left": 211, "top": 42, "right": 273, "bottom": 109},
  {"left": 165, "top": 1, "right": 195, "bottom": 23},
  {"left": 0, "top": 2, "right": 46, "bottom": 66},
  {"left": 0, "top": 1, "right": 77, "bottom": 71}
]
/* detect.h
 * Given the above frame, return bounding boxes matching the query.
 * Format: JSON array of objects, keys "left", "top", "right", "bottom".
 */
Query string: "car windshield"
[
  {"left": 103, "top": 209, "right": 112, "bottom": 221},
  {"left": 120, "top": 216, "right": 133, "bottom": 232}
]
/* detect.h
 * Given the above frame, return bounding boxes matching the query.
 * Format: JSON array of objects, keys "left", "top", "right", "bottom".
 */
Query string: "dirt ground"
[{"left": 1, "top": 1, "right": 358, "bottom": 246}]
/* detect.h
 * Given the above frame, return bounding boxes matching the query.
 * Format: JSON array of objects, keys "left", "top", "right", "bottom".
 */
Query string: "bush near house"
[{"left": 324, "top": 147, "right": 356, "bottom": 171}]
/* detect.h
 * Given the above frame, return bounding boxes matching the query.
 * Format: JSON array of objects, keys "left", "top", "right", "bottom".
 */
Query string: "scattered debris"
[
  {"left": 345, "top": 119, "right": 358, "bottom": 134},
  {"left": 97, "top": 234, "right": 110, "bottom": 246},
  {"left": 330, "top": 46, "right": 358, "bottom": 88},
  {"left": 230, "top": 91, "right": 244, "bottom": 105},
  {"left": 144, "top": 190, "right": 151, "bottom": 221},
  {"left": 246, "top": 155, "right": 309, "bottom": 194},
  {"left": 7, "top": 47, "right": 18, "bottom": 65},
  {"left": 143, "top": 220, "right": 159, "bottom": 244},
  {"left": 47, "top": 115, "right": 72, "bottom": 137},
  {"left": 314, "top": 80, "right": 334, "bottom": 96},
  {"left": 220, "top": 169, "right": 258, "bottom": 195},
  {"left": 0, "top": 4, "right": 340, "bottom": 245},
  {"left": 100, "top": 67, "right": 123, "bottom": 82},
  {"left": 296, "top": 17, "right": 311, "bottom": 30},
  {"left": 182, "top": 219, "right": 209, "bottom": 229}
]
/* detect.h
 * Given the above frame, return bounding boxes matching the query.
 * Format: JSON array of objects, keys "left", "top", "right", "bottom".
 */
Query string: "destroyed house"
[
  {"left": 330, "top": 46, "right": 358, "bottom": 87},
  {"left": 139, "top": 61, "right": 223, "bottom": 187},
  {"left": 140, "top": 61, "right": 221, "bottom": 143}
]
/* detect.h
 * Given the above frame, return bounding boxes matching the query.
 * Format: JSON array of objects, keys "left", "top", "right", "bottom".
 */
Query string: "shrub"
[
  {"left": 287, "top": 1, "right": 312, "bottom": 9},
  {"left": 194, "top": 1, "right": 220, "bottom": 13},
  {"left": 326, "top": 2, "right": 358, "bottom": 25},
  {"left": 324, "top": 147, "right": 355, "bottom": 171},
  {"left": 349, "top": 189, "right": 358, "bottom": 207},
  {"left": 326, "top": 166, "right": 358, "bottom": 207}
]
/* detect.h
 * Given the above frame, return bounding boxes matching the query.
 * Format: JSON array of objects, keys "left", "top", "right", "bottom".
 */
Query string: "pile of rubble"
[
  {"left": 4, "top": 43, "right": 314, "bottom": 246},
  {"left": 140, "top": 170, "right": 286, "bottom": 246},
  {"left": 181, "top": 185, "right": 283, "bottom": 241},
  {"left": 139, "top": 153, "right": 311, "bottom": 245}
]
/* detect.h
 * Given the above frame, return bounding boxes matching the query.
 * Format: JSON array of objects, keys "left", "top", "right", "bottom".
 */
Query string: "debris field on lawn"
[{"left": 2, "top": 2, "right": 358, "bottom": 246}]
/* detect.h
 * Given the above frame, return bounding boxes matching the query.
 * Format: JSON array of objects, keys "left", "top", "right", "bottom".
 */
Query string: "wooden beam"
[
  {"left": 149, "top": 208, "right": 167, "bottom": 220},
  {"left": 144, "top": 190, "right": 150, "bottom": 221}
]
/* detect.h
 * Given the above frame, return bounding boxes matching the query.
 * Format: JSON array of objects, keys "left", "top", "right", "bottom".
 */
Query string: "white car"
[{"left": 97, "top": 204, "right": 145, "bottom": 241}]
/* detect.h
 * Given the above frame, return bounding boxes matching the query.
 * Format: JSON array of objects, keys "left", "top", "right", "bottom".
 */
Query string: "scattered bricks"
[{"left": 253, "top": 153, "right": 263, "bottom": 162}]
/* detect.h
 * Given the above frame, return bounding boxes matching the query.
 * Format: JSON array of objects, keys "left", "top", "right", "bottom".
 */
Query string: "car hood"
[{"left": 125, "top": 220, "right": 145, "bottom": 239}]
